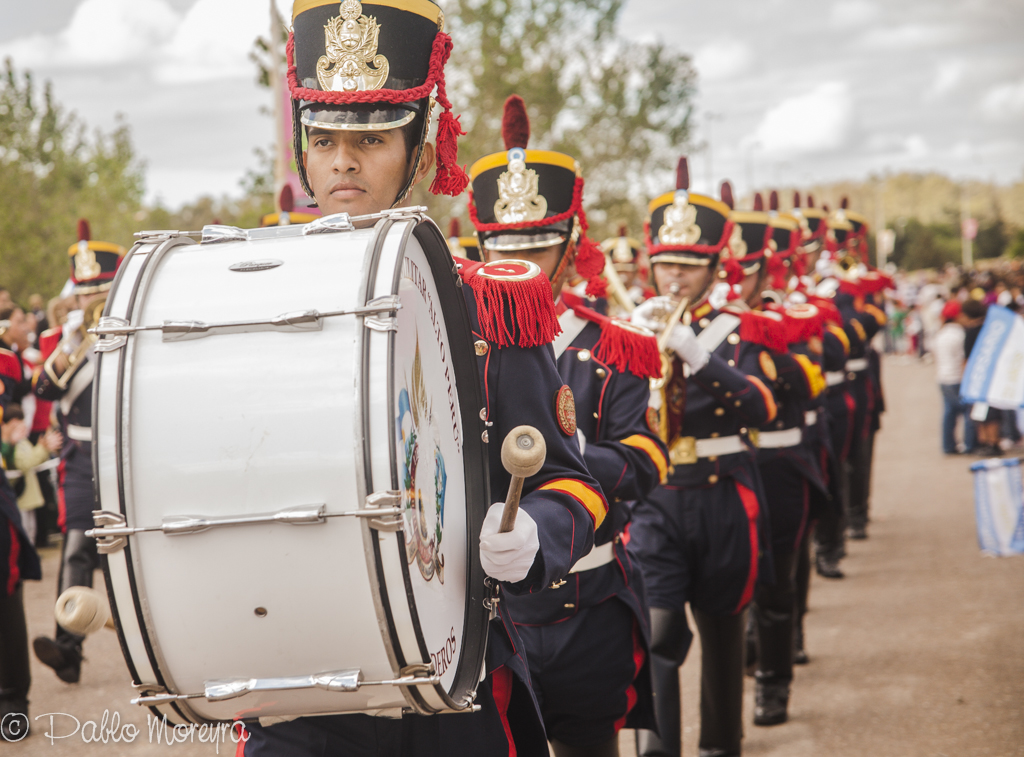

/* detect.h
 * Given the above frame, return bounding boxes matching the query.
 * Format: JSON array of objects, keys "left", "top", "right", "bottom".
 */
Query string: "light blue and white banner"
[
  {"left": 960, "top": 305, "right": 1024, "bottom": 410},
  {"left": 970, "top": 457, "right": 1024, "bottom": 556}
]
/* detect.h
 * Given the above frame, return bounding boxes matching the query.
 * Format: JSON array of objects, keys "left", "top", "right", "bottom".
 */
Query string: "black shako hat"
[
  {"left": 646, "top": 157, "right": 734, "bottom": 267},
  {"left": 288, "top": 0, "right": 467, "bottom": 199},
  {"left": 68, "top": 219, "right": 125, "bottom": 294}
]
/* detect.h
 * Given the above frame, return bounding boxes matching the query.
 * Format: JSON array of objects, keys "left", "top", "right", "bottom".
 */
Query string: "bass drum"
[{"left": 90, "top": 211, "right": 490, "bottom": 724}]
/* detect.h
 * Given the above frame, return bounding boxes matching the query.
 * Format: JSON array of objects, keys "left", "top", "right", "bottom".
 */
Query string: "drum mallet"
[
  {"left": 55, "top": 586, "right": 115, "bottom": 636},
  {"left": 498, "top": 426, "right": 546, "bottom": 533}
]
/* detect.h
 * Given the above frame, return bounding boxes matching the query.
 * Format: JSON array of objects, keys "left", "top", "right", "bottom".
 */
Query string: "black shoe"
[
  {"left": 0, "top": 698, "right": 30, "bottom": 741},
  {"left": 815, "top": 554, "right": 844, "bottom": 579},
  {"left": 32, "top": 637, "right": 82, "bottom": 684},
  {"left": 847, "top": 525, "right": 867, "bottom": 540},
  {"left": 793, "top": 626, "right": 809, "bottom": 665},
  {"left": 699, "top": 750, "right": 740, "bottom": 757},
  {"left": 754, "top": 680, "right": 790, "bottom": 726}
]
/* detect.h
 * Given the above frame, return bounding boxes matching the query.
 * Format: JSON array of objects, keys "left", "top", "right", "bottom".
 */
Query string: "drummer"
[
  {"left": 466, "top": 94, "right": 668, "bottom": 757},
  {"left": 241, "top": 3, "right": 607, "bottom": 755}
]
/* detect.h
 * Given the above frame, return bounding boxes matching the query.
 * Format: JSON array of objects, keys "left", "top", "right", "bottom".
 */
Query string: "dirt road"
[{"left": 7, "top": 355, "right": 1023, "bottom": 755}]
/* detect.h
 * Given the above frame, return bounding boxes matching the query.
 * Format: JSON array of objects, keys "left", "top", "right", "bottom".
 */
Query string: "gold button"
[
  {"left": 474, "top": 340, "right": 489, "bottom": 356},
  {"left": 727, "top": 333, "right": 741, "bottom": 345},
  {"left": 712, "top": 381, "right": 721, "bottom": 388},
  {"left": 708, "top": 474, "right": 719, "bottom": 484},
  {"left": 724, "top": 391, "right": 732, "bottom": 398},
  {"left": 734, "top": 400, "right": 742, "bottom": 407},
  {"left": 711, "top": 432, "right": 720, "bottom": 438},
  {"left": 699, "top": 318, "right": 711, "bottom": 328},
  {"left": 593, "top": 412, "right": 599, "bottom": 418},
  {"left": 578, "top": 349, "right": 592, "bottom": 362},
  {"left": 482, "top": 431, "right": 489, "bottom": 442},
  {"left": 739, "top": 427, "right": 747, "bottom": 434},
  {"left": 564, "top": 603, "right": 576, "bottom": 609},
  {"left": 847, "top": 372, "right": 856, "bottom": 381},
  {"left": 596, "top": 368, "right": 607, "bottom": 378},
  {"left": 708, "top": 455, "right": 718, "bottom": 462},
  {"left": 728, "top": 359, "right": 736, "bottom": 366},
  {"left": 714, "top": 407, "right": 725, "bottom": 416},
  {"left": 777, "top": 421, "right": 784, "bottom": 428}
]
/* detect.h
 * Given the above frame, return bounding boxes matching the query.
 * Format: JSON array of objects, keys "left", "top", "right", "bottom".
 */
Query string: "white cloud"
[
  {"left": 980, "top": 77, "right": 1024, "bottom": 120},
  {"left": 928, "top": 60, "right": 965, "bottom": 99},
  {"left": 693, "top": 38, "right": 753, "bottom": 83},
  {"left": 0, "top": 0, "right": 179, "bottom": 68},
  {"left": 830, "top": 0, "right": 880, "bottom": 27},
  {"left": 744, "top": 82, "right": 854, "bottom": 158},
  {"left": 156, "top": 0, "right": 272, "bottom": 84},
  {"left": 860, "top": 23, "right": 957, "bottom": 50},
  {"left": 903, "top": 134, "right": 929, "bottom": 159}
]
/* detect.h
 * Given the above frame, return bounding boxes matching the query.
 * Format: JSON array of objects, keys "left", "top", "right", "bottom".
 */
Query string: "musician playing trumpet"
[
  {"left": 627, "top": 160, "right": 780, "bottom": 757},
  {"left": 31, "top": 220, "right": 125, "bottom": 685}
]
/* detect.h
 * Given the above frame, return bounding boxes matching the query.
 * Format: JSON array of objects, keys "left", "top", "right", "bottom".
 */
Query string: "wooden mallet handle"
[
  {"left": 55, "top": 586, "right": 114, "bottom": 636},
  {"left": 499, "top": 426, "right": 547, "bottom": 533}
]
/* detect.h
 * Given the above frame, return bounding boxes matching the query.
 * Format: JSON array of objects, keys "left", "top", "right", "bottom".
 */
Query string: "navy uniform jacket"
[
  {"left": 835, "top": 287, "right": 884, "bottom": 444},
  {"left": 33, "top": 347, "right": 97, "bottom": 531},
  {"left": 457, "top": 263, "right": 606, "bottom": 738},
  {"left": 1, "top": 347, "right": 42, "bottom": 595},
  {"left": 506, "top": 295, "right": 667, "bottom": 632}
]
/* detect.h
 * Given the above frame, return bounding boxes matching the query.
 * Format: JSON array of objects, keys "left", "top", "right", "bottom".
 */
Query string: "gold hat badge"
[
  {"left": 727, "top": 224, "right": 746, "bottom": 259},
  {"left": 74, "top": 240, "right": 101, "bottom": 281},
  {"left": 317, "top": 0, "right": 389, "bottom": 93},
  {"left": 494, "top": 148, "right": 547, "bottom": 224},
  {"left": 659, "top": 192, "right": 701, "bottom": 246}
]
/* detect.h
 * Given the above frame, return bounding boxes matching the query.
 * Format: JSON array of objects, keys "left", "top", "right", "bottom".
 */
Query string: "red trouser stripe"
[
  {"left": 734, "top": 482, "right": 761, "bottom": 613},
  {"left": 613, "top": 618, "right": 647, "bottom": 732},
  {"left": 492, "top": 666, "right": 517, "bottom": 757},
  {"left": 7, "top": 521, "right": 20, "bottom": 596}
]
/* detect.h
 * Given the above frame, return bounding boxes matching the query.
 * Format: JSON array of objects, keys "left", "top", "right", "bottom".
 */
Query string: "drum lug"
[
  {"left": 364, "top": 316, "right": 398, "bottom": 333},
  {"left": 201, "top": 225, "right": 248, "bottom": 244},
  {"left": 94, "top": 317, "right": 129, "bottom": 352},
  {"left": 365, "top": 491, "right": 404, "bottom": 532},
  {"left": 302, "top": 213, "right": 355, "bottom": 235},
  {"left": 89, "top": 510, "right": 129, "bottom": 554}
]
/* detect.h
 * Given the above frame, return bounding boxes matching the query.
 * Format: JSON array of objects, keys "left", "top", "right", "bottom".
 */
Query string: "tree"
[{"left": 0, "top": 59, "right": 145, "bottom": 303}]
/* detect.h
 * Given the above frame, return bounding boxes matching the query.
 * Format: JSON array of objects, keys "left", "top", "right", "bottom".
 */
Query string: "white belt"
[
  {"left": 67, "top": 424, "right": 92, "bottom": 442},
  {"left": 845, "top": 358, "right": 869, "bottom": 372},
  {"left": 757, "top": 427, "right": 803, "bottom": 449},
  {"left": 4, "top": 470, "right": 23, "bottom": 481},
  {"left": 825, "top": 371, "right": 845, "bottom": 386},
  {"left": 805, "top": 410, "right": 818, "bottom": 426},
  {"left": 569, "top": 541, "right": 615, "bottom": 573},
  {"left": 696, "top": 435, "right": 746, "bottom": 457}
]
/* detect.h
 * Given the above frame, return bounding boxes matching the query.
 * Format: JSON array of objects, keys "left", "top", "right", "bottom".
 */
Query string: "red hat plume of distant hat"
[
  {"left": 769, "top": 190, "right": 779, "bottom": 212},
  {"left": 448, "top": 218, "right": 460, "bottom": 237},
  {"left": 618, "top": 224, "right": 627, "bottom": 237},
  {"left": 676, "top": 157, "right": 689, "bottom": 191},
  {"left": 807, "top": 194, "right": 816, "bottom": 208},
  {"left": 941, "top": 300, "right": 961, "bottom": 321},
  {"left": 279, "top": 184, "right": 294, "bottom": 213},
  {"left": 720, "top": 180, "right": 735, "bottom": 210},
  {"left": 793, "top": 192, "right": 801, "bottom": 208},
  {"left": 502, "top": 95, "right": 530, "bottom": 150},
  {"left": 77, "top": 218, "right": 91, "bottom": 242},
  {"left": 841, "top": 196, "right": 849, "bottom": 209},
  {"left": 753, "top": 193, "right": 764, "bottom": 211}
]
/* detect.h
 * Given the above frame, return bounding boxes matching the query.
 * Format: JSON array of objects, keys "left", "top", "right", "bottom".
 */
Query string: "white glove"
[
  {"left": 630, "top": 297, "right": 710, "bottom": 372},
  {"left": 479, "top": 502, "right": 540, "bottom": 583}
]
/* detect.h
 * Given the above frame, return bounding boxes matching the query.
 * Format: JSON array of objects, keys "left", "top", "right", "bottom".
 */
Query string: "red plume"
[
  {"left": 766, "top": 252, "right": 788, "bottom": 290},
  {"left": 720, "top": 181, "right": 735, "bottom": 210},
  {"left": 448, "top": 218, "right": 461, "bottom": 238},
  {"left": 675, "top": 157, "right": 689, "bottom": 191},
  {"left": 841, "top": 196, "right": 849, "bottom": 209},
  {"left": 769, "top": 190, "right": 779, "bottom": 211},
  {"left": 77, "top": 218, "right": 90, "bottom": 242},
  {"left": 793, "top": 191, "right": 801, "bottom": 208},
  {"left": 753, "top": 193, "right": 764, "bottom": 211},
  {"left": 502, "top": 95, "right": 530, "bottom": 150},
  {"left": 822, "top": 204, "right": 830, "bottom": 213},
  {"left": 721, "top": 257, "right": 744, "bottom": 286},
  {"left": 279, "top": 184, "right": 294, "bottom": 213},
  {"left": 617, "top": 224, "right": 627, "bottom": 237},
  {"left": 807, "top": 194, "right": 816, "bottom": 208}
]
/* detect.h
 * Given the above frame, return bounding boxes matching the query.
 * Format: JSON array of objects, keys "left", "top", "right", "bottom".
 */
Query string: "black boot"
[
  {"left": 692, "top": 609, "right": 745, "bottom": 757},
  {"left": 753, "top": 677, "right": 790, "bottom": 726},
  {"left": 32, "top": 637, "right": 82, "bottom": 684},
  {"left": 0, "top": 697, "right": 30, "bottom": 741},
  {"left": 814, "top": 553, "right": 844, "bottom": 579},
  {"left": 636, "top": 608, "right": 692, "bottom": 757},
  {"left": 744, "top": 609, "right": 757, "bottom": 676},
  {"left": 793, "top": 623, "right": 808, "bottom": 665}
]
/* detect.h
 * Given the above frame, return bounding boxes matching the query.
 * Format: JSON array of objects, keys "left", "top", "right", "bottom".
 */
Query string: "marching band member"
[
  {"left": 260, "top": 184, "right": 319, "bottom": 227},
  {"left": 629, "top": 160, "right": 778, "bottom": 757},
  {"left": 468, "top": 94, "right": 667, "bottom": 757},
  {"left": 727, "top": 191, "right": 827, "bottom": 726},
  {"left": 446, "top": 218, "right": 481, "bottom": 262},
  {"left": 31, "top": 220, "right": 125, "bottom": 685},
  {"left": 601, "top": 225, "right": 656, "bottom": 313},
  {"left": 241, "top": 4, "right": 606, "bottom": 755}
]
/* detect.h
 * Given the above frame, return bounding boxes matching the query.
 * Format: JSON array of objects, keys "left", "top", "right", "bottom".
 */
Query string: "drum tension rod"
[
  {"left": 130, "top": 668, "right": 442, "bottom": 707},
  {"left": 87, "top": 496, "right": 404, "bottom": 551},
  {"left": 90, "top": 297, "right": 401, "bottom": 345}
]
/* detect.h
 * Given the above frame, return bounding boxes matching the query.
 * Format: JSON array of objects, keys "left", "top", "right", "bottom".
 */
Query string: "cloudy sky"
[{"left": 2, "top": 0, "right": 1022, "bottom": 206}]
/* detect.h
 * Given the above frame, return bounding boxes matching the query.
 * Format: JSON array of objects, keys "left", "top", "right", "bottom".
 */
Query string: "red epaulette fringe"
[
  {"left": 771, "top": 303, "right": 824, "bottom": 344},
  {"left": 805, "top": 295, "right": 844, "bottom": 326},
  {"left": 457, "top": 258, "right": 561, "bottom": 348},
  {"left": 737, "top": 310, "right": 789, "bottom": 354},
  {"left": 561, "top": 292, "right": 661, "bottom": 378},
  {"left": 0, "top": 349, "right": 20, "bottom": 381}
]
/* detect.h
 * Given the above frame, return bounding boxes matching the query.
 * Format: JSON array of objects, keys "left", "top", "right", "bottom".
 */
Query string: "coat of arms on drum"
[{"left": 397, "top": 335, "right": 447, "bottom": 584}]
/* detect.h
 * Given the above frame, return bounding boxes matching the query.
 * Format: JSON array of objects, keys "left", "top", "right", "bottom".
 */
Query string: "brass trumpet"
[
  {"left": 43, "top": 296, "right": 105, "bottom": 389},
  {"left": 648, "top": 284, "right": 690, "bottom": 392},
  {"left": 601, "top": 255, "right": 637, "bottom": 316}
]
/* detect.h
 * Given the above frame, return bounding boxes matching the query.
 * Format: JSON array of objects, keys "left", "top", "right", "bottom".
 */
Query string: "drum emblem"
[{"left": 397, "top": 334, "right": 447, "bottom": 584}]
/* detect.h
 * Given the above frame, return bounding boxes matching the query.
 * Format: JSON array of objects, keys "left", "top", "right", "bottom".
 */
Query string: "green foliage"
[
  {"left": 889, "top": 218, "right": 961, "bottom": 270},
  {"left": 0, "top": 59, "right": 145, "bottom": 303},
  {"left": 975, "top": 216, "right": 1008, "bottom": 259},
  {"left": 1008, "top": 228, "right": 1024, "bottom": 259},
  {"left": 407, "top": 0, "right": 697, "bottom": 239}
]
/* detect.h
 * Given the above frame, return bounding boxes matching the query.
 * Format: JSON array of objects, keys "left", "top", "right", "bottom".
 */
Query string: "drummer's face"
[
  {"left": 652, "top": 262, "right": 712, "bottom": 299},
  {"left": 304, "top": 128, "right": 435, "bottom": 223}
]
